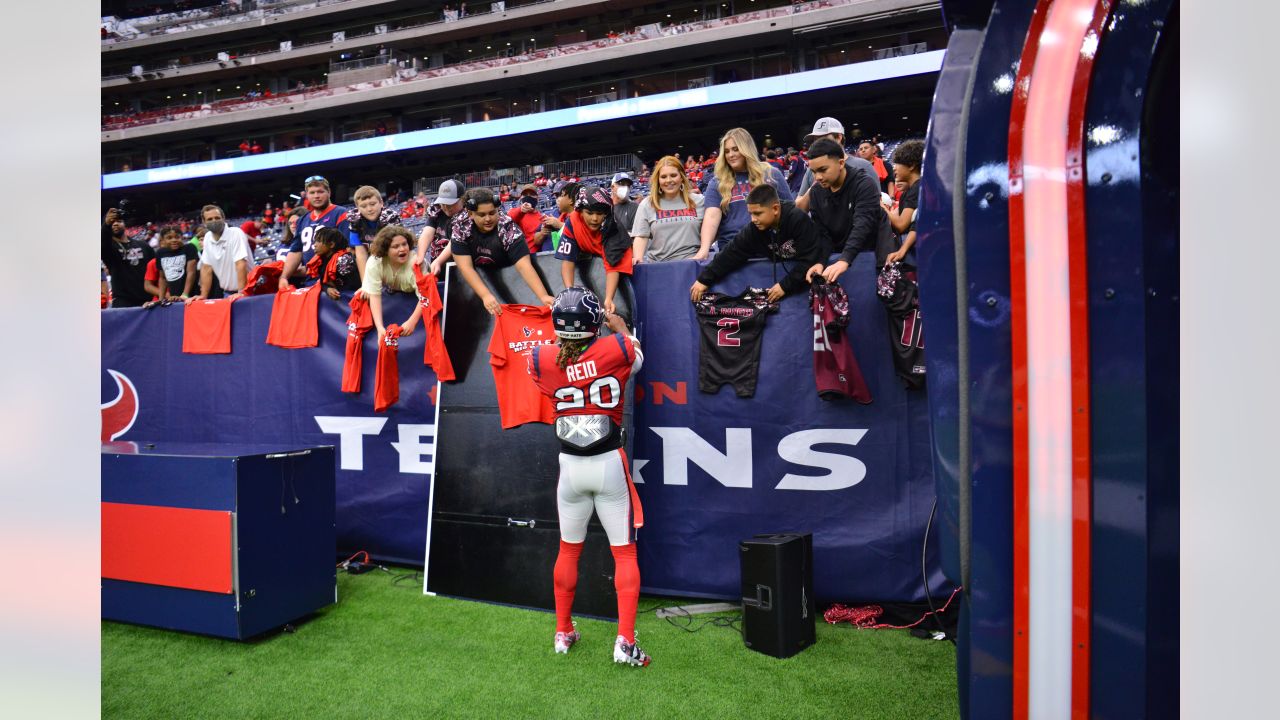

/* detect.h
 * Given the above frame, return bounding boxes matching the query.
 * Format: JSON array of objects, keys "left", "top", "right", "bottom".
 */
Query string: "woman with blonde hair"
[
  {"left": 630, "top": 155, "right": 707, "bottom": 263},
  {"left": 699, "top": 127, "right": 793, "bottom": 251}
]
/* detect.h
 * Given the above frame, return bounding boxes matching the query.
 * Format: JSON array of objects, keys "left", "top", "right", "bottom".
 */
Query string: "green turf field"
[{"left": 102, "top": 568, "right": 958, "bottom": 719}]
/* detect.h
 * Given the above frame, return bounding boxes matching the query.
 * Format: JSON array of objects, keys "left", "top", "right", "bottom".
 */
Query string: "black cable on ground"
[
  {"left": 921, "top": 497, "right": 954, "bottom": 643},
  {"left": 660, "top": 605, "right": 743, "bottom": 635}
]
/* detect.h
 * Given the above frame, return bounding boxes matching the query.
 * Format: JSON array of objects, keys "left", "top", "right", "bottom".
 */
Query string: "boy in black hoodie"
[{"left": 690, "top": 184, "right": 824, "bottom": 304}]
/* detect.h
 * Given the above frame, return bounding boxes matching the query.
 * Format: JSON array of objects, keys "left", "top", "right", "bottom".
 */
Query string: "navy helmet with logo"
[{"left": 552, "top": 286, "right": 604, "bottom": 340}]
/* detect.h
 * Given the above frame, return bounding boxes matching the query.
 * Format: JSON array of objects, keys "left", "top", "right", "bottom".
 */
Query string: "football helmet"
[{"left": 552, "top": 286, "right": 604, "bottom": 340}]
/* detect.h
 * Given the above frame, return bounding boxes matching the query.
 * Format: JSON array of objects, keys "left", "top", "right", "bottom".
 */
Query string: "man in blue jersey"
[{"left": 279, "top": 175, "right": 352, "bottom": 289}]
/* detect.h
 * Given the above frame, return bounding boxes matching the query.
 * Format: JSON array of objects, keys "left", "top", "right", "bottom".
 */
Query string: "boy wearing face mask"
[
  {"left": 451, "top": 188, "right": 556, "bottom": 317},
  {"left": 506, "top": 184, "right": 551, "bottom": 255}
]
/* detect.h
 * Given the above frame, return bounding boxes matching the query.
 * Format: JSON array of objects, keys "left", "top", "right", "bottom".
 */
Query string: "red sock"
[
  {"left": 611, "top": 543, "right": 640, "bottom": 643},
  {"left": 553, "top": 540, "right": 583, "bottom": 634}
]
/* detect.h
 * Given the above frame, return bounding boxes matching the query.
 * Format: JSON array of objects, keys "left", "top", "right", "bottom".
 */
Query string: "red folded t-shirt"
[
  {"left": 413, "top": 266, "right": 456, "bottom": 382},
  {"left": 266, "top": 284, "right": 321, "bottom": 348},
  {"left": 343, "top": 294, "right": 374, "bottom": 393},
  {"left": 374, "top": 324, "right": 402, "bottom": 412},
  {"left": 243, "top": 261, "right": 283, "bottom": 297},
  {"left": 182, "top": 298, "right": 233, "bottom": 354}
]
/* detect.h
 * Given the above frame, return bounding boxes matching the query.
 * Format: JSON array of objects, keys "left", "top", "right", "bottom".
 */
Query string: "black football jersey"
[
  {"left": 876, "top": 262, "right": 926, "bottom": 389},
  {"left": 694, "top": 288, "right": 779, "bottom": 398}
]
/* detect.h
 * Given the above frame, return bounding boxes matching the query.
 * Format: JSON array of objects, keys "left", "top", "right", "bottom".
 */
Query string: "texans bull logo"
[{"left": 100, "top": 369, "right": 139, "bottom": 442}]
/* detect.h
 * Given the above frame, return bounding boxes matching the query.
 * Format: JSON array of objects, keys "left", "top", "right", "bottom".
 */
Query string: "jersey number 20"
[{"left": 555, "top": 376, "right": 621, "bottom": 410}]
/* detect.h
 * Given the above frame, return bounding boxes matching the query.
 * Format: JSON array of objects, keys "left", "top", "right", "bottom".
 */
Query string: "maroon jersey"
[
  {"left": 528, "top": 333, "right": 641, "bottom": 426},
  {"left": 811, "top": 281, "right": 872, "bottom": 403}
]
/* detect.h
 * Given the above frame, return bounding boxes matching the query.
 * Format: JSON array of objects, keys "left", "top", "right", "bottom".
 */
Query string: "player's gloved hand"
[
  {"left": 690, "top": 281, "right": 709, "bottom": 302},
  {"left": 482, "top": 294, "right": 502, "bottom": 316},
  {"left": 821, "top": 260, "right": 850, "bottom": 284},
  {"left": 604, "top": 312, "right": 630, "bottom": 335},
  {"left": 766, "top": 283, "right": 785, "bottom": 303}
]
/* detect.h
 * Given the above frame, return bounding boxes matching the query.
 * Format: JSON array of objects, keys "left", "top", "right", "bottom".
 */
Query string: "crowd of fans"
[{"left": 103, "top": 117, "right": 923, "bottom": 343}]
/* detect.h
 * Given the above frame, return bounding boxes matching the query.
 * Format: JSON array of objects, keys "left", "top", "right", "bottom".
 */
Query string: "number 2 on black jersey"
[{"left": 717, "top": 317, "right": 741, "bottom": 347}]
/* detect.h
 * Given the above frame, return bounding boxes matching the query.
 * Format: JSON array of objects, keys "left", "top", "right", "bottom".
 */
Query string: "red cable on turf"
[{"left": 823, "top": 586, "right": 963, "bottom": 630}]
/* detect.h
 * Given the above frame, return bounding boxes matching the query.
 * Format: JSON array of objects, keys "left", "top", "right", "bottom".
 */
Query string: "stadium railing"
[
  {"left": 104, "top": 0, "right": 356, "bottom": 44},
  {"left": 103, "top": 0, "right": 548, "bottom": 61},
  {"left": 101, "top": 0, "right": 852, "bottom": 130}
]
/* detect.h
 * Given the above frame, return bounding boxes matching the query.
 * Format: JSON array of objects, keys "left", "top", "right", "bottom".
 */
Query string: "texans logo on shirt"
[
  {"left": 728, "top": 180, "right": 752, "bottom": 204},
  {"left": 473, "top": 246, "right": 496, "bottom": 266},
  {"left": 119, "top": 246, "right": 146, "bottom": 265},
  {"left": 768, "top": 239, "right": 798, "bottom": 259},
  {"left": 522, "top": 326, "right": 534, "bottom": 338},
  {"left": 654, "top": 208, "right": 699, "bottom": 220}
]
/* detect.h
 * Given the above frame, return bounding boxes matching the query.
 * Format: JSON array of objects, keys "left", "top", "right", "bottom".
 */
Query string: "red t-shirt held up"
[
  {"left": 374, "top": 324, "right": 402, "bottom": 412},
  {"left": 182, "top": 298, "right": 233, "bottom": 354},
  {"left": 266, "top": 284, "right": 321, "bottom": 348},
  {"left": 413, "top": 266, "right": 456, "bottom": 382},
  {"left": 343, "top": 293, "right": 374, "bottom": 393},
  {"left": 487, "top": 305, "right": 557, "bottom": 429}
]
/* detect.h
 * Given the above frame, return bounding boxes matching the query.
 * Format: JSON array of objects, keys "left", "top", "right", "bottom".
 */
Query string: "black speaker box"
[{"left": 739, "top": 533, "right": 816, "bottom": 658}]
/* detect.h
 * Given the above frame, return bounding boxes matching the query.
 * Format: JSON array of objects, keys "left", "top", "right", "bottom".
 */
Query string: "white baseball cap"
[
  {"left": 803, "top": 117, "right": 846, "bottom": 145},
  {"left": 434, "top": 179, "right": 462, "bottom": 205}
]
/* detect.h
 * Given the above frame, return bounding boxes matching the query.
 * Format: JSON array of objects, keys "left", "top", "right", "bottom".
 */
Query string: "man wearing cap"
[
  {"left": 279, "top": 175, "right": 350, "bottom": 290},
  {"left": 794, "top": 117, "right": 878, "bottom": 213},
  {"left": 415, "top": 179, "right": 466, "bottom": 276},
  {"left": 855, "top": 138, "right": 895, "bottom": 194},
  {"left": 801, "top": 137, "right": 896, "bottom": 284},
  {"left": 507, "top": 184, "right": 551, "bottom": 254},
  {"left": 610, "top": 172, "right": 639, "bottom": 246}
]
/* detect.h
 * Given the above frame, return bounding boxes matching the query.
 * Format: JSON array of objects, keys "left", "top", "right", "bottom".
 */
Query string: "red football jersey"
[
  {"left": 374, "top": 324, "right": 402, "bottom": 412},
  {"left": 413, "top": 266, "right": 456, "bottom": 382},
  {"left": 266, "top": 284, "right": 321, "bottom": 348},
  {"left": 528, "top": 332, "right": 641, "bottom": 426},
  {"left": 182, "top": 298, "right": 233, "bottom": 354},
  {"left": 487, "top": 305, "right": 557, "bottom": 429},
  {"left": 342, "top": 294, "right": 373, "bottom": 393}
]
